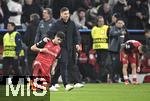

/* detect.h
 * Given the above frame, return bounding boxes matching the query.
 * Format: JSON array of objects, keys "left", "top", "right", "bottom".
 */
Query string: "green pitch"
[
  {"left": 50, "top": 83, "right": 150, "bottom": 101},
  {"left": 1, "top": 83, "right": 150, "bottom": 101}
]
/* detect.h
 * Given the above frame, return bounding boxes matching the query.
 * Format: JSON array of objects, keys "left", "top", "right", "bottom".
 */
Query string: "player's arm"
[
  {"left": 31, "top": 40, "right": 47, "bottom": 52},
  {"left": 51, "top": 50, "right": 61, "bottom": 75},
  {"left": 137, "top": 54, "right": 143, "bottom": 72},
  {"left": 51, "top": 59, "right": 58, "bottom": 75}
]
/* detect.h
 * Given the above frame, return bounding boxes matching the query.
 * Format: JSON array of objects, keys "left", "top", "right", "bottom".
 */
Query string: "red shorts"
[
  {"left": 120, "top": 52, "right": 137, "bottom": 64},
  {"left": 33, "top": 61, "right": 51, "bottom": 84}
]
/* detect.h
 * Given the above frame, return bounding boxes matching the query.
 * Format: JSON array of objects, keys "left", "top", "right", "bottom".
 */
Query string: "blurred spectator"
[
  {"left": 141, "top": 54, "right": 150, "bottom": 73},
  {"left": 71, "top": 8, "right": 88, "bottom": 29},
  {"left": 108, "top": 0, "right": 119, "bottom": 10},
  {"left": 97, "top": 2, "right": 112, "bottom": 25},
  {"left": 85, "top": 7, "right": 98, "bottom": 29},
  {"left": 127, "top": 0, "right": 149, "bottom": 29},
  {"left": 91, "top": 16, "right": 110, "bottom": 82},
  {"left": 0, "top": 0, "right": 10, "bottom": 29},
  {"left": 35, "top": 0, "right": 51, "bottom": 8},
  {"left": 113, "top": 0, "right": 131, "bottom": 26},
  {"left": 34, "top": 8, "right": 56, "bottom": 43},
  {"left": 95, "top": 0, "right": 107, "bottom": 7},
  {"left": 23, "top": 13, "right": 40, "bottom": 76},
  {"left": 148, "top": 0, "right": 150, "bottom": 24},
  {"left": 51, "top": 0, "right": 75, "bottom": 19},
  {"left": 144, "top": 23, "right": 150, "bottom": 57},
  {"left": 141, "top": 23, "right": 150, "bottom": 73},
  {"left": 21, "top": 0, "right": 42, "bottom": 28},
  {"left": 78, "top": 49, "right": 99, "bottom": 83},
  {"left": 7, "top": 0, "right": 22, "bottom": 29},
  {"left": 75, "top": 0, "right": 95, "bottom": 10}
]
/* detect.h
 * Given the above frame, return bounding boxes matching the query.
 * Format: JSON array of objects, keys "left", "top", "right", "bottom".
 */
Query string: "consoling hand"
[
  {"left": 43, "top": 37, "right": 50, "bottom": 42},
  {"left": 76, "top": 44, "right": 81, "bottom": 52}
]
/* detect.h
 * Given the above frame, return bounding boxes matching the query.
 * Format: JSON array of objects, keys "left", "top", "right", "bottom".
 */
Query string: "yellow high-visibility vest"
[
  {"left": 91, "top": 25, "right": 109, "bottom": 49},
  {"left": 3, "top": 32, "right": 24, "bottom": 57}
]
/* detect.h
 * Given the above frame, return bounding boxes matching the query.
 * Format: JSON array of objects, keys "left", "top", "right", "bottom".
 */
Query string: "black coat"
[
  {"left": 23, "top": 19, "right": 40, "bottom": 55},
  {"left": 108, "top": 26, "right": 128, "bottom": 52},
  {"left": 46, "top": 18, "right": 81, "bottom": 62}
]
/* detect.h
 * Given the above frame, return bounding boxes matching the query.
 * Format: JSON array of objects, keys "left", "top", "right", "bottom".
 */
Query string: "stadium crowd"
[{"left": 0, "top": 0, "right": 150, "bottom": 91}]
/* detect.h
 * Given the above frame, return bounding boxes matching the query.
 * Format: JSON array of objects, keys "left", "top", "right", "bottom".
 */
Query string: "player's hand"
[
  {"left": 137, "top": 66, "right": 141, "bottom": 72},
  {"left": 76, "top": 44, "right": 81, "bottom": 52}
]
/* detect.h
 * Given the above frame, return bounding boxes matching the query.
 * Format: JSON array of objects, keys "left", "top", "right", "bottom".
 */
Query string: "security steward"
[
  {"left": 91, "top": 16, "right": 110, "bottom": 82},
  {"left": 2, "top": 22, "right": 24, "bottom": 77}
]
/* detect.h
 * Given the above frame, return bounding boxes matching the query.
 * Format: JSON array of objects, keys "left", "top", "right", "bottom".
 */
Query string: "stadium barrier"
[{"left": 0, "top": 29, "right": 145, "bottom": 33}]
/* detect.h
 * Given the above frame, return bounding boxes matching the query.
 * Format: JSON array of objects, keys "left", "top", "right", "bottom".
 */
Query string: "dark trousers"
[
  {"left": 51, "top": 48, "right": 69, "bottom": 87},
  {"left": 68, "top": 64, "right": 82, "bottom": 83},
  {"left": 78, "top": 63, "right": 97, "bottom": 82},
  {"left": 26, "top": 54, "right": 36, "bottom": 76},
  {"left": 3, "top": 57, "right": 20, "bottom": 76},
  {"left": 96, "top": 49, "right": 108, "bottom": 82},
  {"left": 51, "top": 48, "right": 83, "bottom": 86},
  {"left": 107, "top": 52, "right": 121, "bottom": 82}
]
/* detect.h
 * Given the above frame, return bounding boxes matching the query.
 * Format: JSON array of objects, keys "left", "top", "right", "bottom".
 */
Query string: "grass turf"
[
  {"left": 0, "top": 83, "right": 150, "bottom": 101},
  {"left": 50, "top": 83, "right": 150, "bottom": 101}
]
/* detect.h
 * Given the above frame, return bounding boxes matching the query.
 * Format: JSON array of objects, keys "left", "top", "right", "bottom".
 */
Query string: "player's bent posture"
[
  {"left": 120, "top": 40, "right": 145, "bottom": 85},
  {"left": 31, "top": 31, "right": 65, "bottom": 90}
]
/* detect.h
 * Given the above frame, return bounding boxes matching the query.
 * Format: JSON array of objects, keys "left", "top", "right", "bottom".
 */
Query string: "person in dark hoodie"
[
  {"left": 107, "top": 19, "right": 128, "bottom": 83},
  {"left": 23, "top": 13, "right": 40, "bottom": 76}
]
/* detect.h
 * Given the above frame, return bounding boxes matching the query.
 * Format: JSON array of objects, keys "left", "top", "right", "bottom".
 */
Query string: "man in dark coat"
[
  {"left": 108, "top": 19, "right": 128, "bottom": 82},
  {"left": 46, "top": 7, "right": 83, "bottom": 91}
]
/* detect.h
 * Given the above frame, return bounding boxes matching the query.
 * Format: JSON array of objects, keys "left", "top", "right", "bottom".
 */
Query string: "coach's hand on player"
[{"left": 43, "top": 37, "right": 50, "bottom": 42}]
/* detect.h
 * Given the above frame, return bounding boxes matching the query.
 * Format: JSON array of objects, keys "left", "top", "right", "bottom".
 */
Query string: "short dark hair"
[
  {"left": 116, "top": 18, "right": 124, "bottom": 23},
  {"left": 8, "top": 22, "right": 16, "bottom": 30},
  {"left": 124, "top": 42, "right": 135, "bottom": 54},
  {"left": 56, "top": 31, "right": 65, "bottom": 40},
  {"left": 60, "top": 7, "right": 69, "bottom": 13},
  {"left": 77, "top": 8, "right": 86, "bottom": 14},
  {"left": 45, "top": 8, "right": 53, "bottom": 15},
  {"left": 30, "top": 13, "right": 40, "bottom": 21},
  {"left": 8, "top": 22, "right": 16, "bottom": 27}
]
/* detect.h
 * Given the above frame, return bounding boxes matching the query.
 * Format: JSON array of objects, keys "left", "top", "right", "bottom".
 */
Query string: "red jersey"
[
  {"left": 35, "top": 40, "right": 61, "bottom": 67},
  {"left": 125, "top": 40, "right": 142, "bottom": 53},
  {"left": 120, "top": 40, "right": 142, "bottom": 64}
]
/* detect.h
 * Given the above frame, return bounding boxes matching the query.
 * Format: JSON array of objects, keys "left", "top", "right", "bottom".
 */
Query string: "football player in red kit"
[
  {"left": 31, "top": 31, "right": 65, "bottom": 90},
  {"left": 120, "top": 40, "right": 144, "bottom": 85}
]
